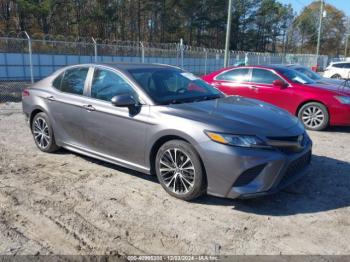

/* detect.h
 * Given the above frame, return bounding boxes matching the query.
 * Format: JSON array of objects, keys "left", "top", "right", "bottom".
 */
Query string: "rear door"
[
  {"left": 249, "top": 68, "right": 296, "bottom": 112},
  {"left": 48, "top": 66, "right": 93, "bottom": 148},
  {"left": 211, "top": 68, "right": 254, "bottom": 97}
]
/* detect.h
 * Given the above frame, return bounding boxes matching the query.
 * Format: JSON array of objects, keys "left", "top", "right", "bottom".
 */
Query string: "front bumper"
[
  {"left": 196, "top": 138, "right": 312, "bottom": 199},
  {"left": 329, "top": 104, "right": 350, "bottom": 126}
]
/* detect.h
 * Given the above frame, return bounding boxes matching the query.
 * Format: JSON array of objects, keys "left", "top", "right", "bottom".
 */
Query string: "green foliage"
[
  {"left": 289, "top": 1, "right": 346, "bottom": 55},
  {"left": 0, "top": 0, "right": 347, "bottom": 55}
]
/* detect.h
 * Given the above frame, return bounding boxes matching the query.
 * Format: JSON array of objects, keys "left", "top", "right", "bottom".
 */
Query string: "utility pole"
[
  {"left": 316, "top": 0, "right": 324, "bottom": 66},
  {"left": 224, "top": 0, "right": 233, "bottom": 68},
  {"left": 345, "top": 17, "right": 350, "bottom": 57},
  {"left": 346, "top": 34, "right": 349, "bottom": 58}
]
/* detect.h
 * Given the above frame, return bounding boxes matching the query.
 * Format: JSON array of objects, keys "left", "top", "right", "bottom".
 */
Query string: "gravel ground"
[{"left": 0, "top": 103, "right": 350, "bottom": 256}]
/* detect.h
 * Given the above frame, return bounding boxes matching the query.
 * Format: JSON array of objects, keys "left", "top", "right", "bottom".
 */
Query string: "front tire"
[
  {"left": 331, "top": 74, "right": 342, "bottom": 79},
  {"left": 155, "top": 140, "right": 206, "bottom": 201},
  {"left": 31, "top": 112, "right": 60, "bottom": 152},
  {"left": 298, "top": 102, "right": 329, "bottom": 131}
]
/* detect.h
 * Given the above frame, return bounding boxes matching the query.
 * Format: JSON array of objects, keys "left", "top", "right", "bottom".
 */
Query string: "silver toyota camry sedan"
[{"left": 22, "top": 63, "right": 312, "bottom": 201}]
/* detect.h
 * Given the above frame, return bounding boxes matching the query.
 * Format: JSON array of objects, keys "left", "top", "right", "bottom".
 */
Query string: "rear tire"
[
  {"left": 298, "top": 102, "right": 329, "bottom": 131},
  {"left": 31, "top": 112, "right": 60, "bottom": 153},
  {"left": 155, "top": 140, "right": 206, "bottom": 201}
]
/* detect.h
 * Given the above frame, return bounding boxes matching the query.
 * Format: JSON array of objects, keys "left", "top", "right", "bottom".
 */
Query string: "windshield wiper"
[
  {"left": 164, "top": 95, "right": 221, "bottom": 105},
  {"left": 194, "top": 95, "right": 221, "bottom": 102}
]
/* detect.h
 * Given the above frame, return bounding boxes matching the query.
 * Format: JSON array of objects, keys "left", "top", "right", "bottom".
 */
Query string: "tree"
[{"left": 289, "top": 1, "right": 346, "bottom": 55}]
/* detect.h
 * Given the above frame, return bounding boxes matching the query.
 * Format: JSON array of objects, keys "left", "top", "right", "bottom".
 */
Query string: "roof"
[
  {"left": 331, "top": 61, "right": 349, "bottom": 64},
  {"left": 229, "top": 64, "right": 291, "bottom": 70},
  {"left": 101, "top": 62, "right": 181, "bottom": 71}
]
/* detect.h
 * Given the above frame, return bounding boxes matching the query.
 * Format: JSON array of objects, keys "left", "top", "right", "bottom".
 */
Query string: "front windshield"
[
  {"left": 128, "top": 68, "right": 224, "bottom": 105},
  {"left": 294, "top": 67, "right": 322, "bottom": 80},
  {"left": 276, "top": 68, "right": 316, "bottom": 84}
]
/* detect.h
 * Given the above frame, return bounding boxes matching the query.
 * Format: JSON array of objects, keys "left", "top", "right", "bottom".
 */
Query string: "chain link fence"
[{"left": 0, "top": 34, "right": 328, "bottom": 105}]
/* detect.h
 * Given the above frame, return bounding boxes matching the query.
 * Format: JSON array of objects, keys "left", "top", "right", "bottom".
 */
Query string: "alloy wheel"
[
  {"left": 301, "top": 106, "right": 325, "bottom": 129},
  {"left": 159, "top": 148, "right": 195, "bottom": 194},
  {"left": 33, "top": 117, "right": 51, "bottom": 149}
]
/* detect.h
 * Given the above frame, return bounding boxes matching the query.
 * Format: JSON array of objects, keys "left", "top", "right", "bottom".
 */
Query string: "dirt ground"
[{"left": 0, "top": 102, "right": 350, "bottom": 256}]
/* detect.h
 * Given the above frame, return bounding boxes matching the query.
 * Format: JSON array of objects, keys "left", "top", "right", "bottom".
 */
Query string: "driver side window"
[
  {"left": 251, "top": 69, "right": 282, "bottom": 84},
  {"left": 91, "top": 68, "right": 137, "bottom": 102}
]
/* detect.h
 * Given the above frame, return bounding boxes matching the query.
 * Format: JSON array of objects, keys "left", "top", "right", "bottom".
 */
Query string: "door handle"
[
  {"left": 82, "top": 104, "right": 95, "bottom": 111},
  {"left": 46, "top": 95, "right": 55, "bottom": 101},
  {"left": 250, "top": 85, "right": 258, "bottom": 90}
]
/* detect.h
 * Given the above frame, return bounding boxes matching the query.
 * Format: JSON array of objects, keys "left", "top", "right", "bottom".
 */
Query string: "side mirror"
[
  {"left": 273, "top": 79, "right": 288, "bottom": 89},
  {"left": 111, "top": 94, "right": 137, "bottom": 107}
]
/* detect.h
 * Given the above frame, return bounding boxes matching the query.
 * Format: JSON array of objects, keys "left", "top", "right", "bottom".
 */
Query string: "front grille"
[
  {"left": 280, "top": 150, "right": 311, "bottom": 184},
  {"left": 233, "top": 164, "right": 266, "bottom": 187},
  {"left": 267, "top": 133, "right": 309, "bottom": 154},
  {"left": 267, "top": 135, "right": 300, "bottom": 142}
]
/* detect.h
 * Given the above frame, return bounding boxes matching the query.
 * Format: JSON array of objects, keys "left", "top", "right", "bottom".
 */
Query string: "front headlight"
[
  {"left": 205, "top": 131, "right": 271, "bottom": 148},
  {"left": 335, "top": 96, "right": 350, "bottom": 104}
]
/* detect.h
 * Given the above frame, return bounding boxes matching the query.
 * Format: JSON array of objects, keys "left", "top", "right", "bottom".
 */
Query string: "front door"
[
  {"left": 249, "top": 68, "right": 296, "bottom": 112},
  {"left": 82, "top": 67, "right": 149, "bottom": 169}
]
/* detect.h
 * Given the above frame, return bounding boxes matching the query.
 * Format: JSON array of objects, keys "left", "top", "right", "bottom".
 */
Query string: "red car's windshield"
[{"left": 276, "top": 68, "right": 316, "bottom": 85}]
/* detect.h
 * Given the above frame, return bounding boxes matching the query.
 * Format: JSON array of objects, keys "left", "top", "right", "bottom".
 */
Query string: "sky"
[{"left": 278, "top": 0, "right": 350, "bottom": 16}]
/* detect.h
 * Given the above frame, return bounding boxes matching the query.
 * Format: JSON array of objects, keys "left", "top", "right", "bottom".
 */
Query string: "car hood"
[
  {"left": 160, "top": 96, "right": 303, "bottom": 137},
  {"left": 316, "top": 77, "right": 345, "bottom": 86},
  {"left": 307, "top": 81, "right": 350, "bottom": 94}
]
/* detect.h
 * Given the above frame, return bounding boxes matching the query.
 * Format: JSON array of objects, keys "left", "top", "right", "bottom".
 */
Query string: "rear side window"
[
  {"left": 251, "top": 69, "right": 282, "bottom": 84},
  {"left": 60, "top": 67, "right": 89, "bottom": 95},
  {"left": 332, "top": 63, "right": 344, "bottom": 68},
  {"left": 216, "top": 68, "right": 250, "bottom": 82},
  {"left": 52, "top": 73, "right": 64, "bottom": 90},
  {"left": 343, "top": 63, "right": 350, "bottom": 69}
]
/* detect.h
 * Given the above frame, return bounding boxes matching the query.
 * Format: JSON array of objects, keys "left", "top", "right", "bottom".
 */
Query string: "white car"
[{"left": 324, "top": 61, "right": 350, "bottom": 79}]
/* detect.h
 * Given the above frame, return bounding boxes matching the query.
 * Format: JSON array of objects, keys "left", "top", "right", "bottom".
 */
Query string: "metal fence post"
[
  {"left": 140, "top": 41, "right": 145, "bottom": 63},
  {"left": 180, "top": 38, "right": 184, "bottom": 69},
  {"left": 204, "top": 48, "right": 208, "bottom": 75},
  {"left": 24, "top": 31, "right": 34, "bottom": 83},
  {"left": 92, "top": 37, "right": 97, "bottom": 63}
]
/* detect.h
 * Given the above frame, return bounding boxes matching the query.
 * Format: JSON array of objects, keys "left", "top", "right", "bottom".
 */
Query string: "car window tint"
[
  {"left": 52, "top": 72, "right": 64, "bottom": 90},
  {"left": 60, "top": 67, "right": 89, "bottom": 95},
  {"left": 343, "top": 63, "right": 350, "bottom": 69},
  {"left": 251, "top": 69, "right": 281, "bottom": 84},
  {"left": 216, "top": 68, "right": 249, "bottom": 82},
  {"left": 332, "top": 63, "right": 344, "bottom": 68},
  {"left": 129, "top": 68, "right": 223, "bottom": 105},
  {"left": 91, "top": 68, "right": 137, "bottom": 101}
]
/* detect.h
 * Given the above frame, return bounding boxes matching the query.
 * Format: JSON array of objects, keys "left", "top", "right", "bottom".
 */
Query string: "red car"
[{"left": 202, "top": 65, "right": 350, "bottom": 131}]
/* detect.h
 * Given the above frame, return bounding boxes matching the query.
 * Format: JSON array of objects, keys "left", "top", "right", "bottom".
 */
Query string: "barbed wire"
[{"left": 0, "top": 31, "right": 331, "bottom": 58}]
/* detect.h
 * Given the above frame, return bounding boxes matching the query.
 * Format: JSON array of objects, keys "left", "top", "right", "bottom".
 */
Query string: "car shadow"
[
  {"left": 324, "top": 126, "right": 350, "bottom": 133},
  {"left": 194, "top": 155, "right": 350, "bottom": 216},
  {"left": 55, "top": 148, "right": 159, "bottom": 183},
  {"left": 56, "top": 148, "right": 350, "bottom": 216}
]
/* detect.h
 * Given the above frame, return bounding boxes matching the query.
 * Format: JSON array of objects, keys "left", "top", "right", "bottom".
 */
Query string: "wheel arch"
[
  {"left": 149, "top": 135, "right": 189, "bottom": 175},
  {"left": 148, "top": 134, "right": 207, "bottom": 186},
  {"left": 331, "top": 73, "right": 342, "bottom": 79},
  {"left": 295, "top": 100, "right": 329, "bottom": 117},
  {"left": 29, "top": 106, "right": 46, "bottom": 128}
]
